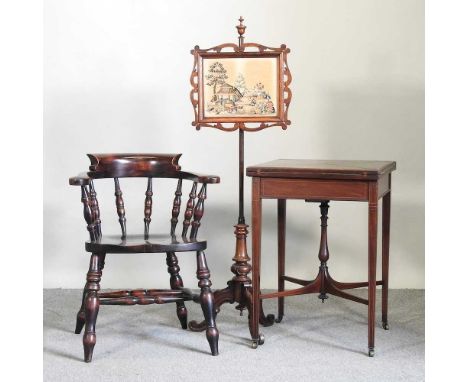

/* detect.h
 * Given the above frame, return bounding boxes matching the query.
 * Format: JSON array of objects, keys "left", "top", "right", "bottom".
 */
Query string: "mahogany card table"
[{"left": 246, "top": 159, "right": 396, "bottom": 356}]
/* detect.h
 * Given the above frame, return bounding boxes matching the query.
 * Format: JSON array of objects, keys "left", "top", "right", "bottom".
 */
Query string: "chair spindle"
[
  {"left": 114, "top": 178, "right": 127, "bottom": 239},
  {"left": 190, "top": 184, "right": 207, "bottom": 239},
  {"left": 81, "top": 186, "right": 96, "bottom": 241},
  {"left": 89, "top": 180, "right": 102, "bottom": 239},
  {"left": 182, "top": 182, "right": 198, "bottom": 237},
  {"left": 170, "top": 179, "right": 183, "bottom": 236},
  {"left": 144, "top": 178, "right": 153, "bottom": 240}
]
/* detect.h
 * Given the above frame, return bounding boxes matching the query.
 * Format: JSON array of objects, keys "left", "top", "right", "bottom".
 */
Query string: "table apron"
[{"left": 259, "top": 178, "right": 370, "bottom": 201}]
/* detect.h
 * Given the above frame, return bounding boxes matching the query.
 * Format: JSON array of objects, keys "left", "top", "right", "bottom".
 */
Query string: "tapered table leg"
[
  {"left": 382, "top": 175, "right": 391, "bottom": 330},
  {"left": 277, "top": 199, "right": 286, "bottom": 323},
  {"left": 251, "top": 177, "right": 262, "bottom": 347},
  {"left": 368, "top": 182, "right": 378, "bottom": 357}
]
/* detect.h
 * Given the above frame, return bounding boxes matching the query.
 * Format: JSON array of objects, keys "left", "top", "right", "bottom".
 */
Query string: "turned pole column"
[{"left": 231, "top": 128, "right": 251, "bottom": 304}]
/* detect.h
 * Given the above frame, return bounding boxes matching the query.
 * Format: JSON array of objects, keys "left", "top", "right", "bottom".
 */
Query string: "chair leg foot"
[
  {"left": 206, "top": 327, "right": 219, "bottom": 356},
  {"left": 176, "top": 303, "right": 188, "bottom": 330},
  {"left": 82, "top": 290, "right": 99, "bottom": 363},
  {"left": 82, "top": 295, "right": 99, "bottom": 362},
  {"left": 75, "top": 310, "right": 85, "bottom": 334},
  {"left": 196, "top": 251, "right": 219, "bottom": 356},
  {"left": 83, "top": 332, "right": 96, "bottom": 362},
  {"left": 368, "top": 347, "right": 375, "bottom": 357},
  {"left": 382, "top": 321, "right": 389, "bottom": 330}
]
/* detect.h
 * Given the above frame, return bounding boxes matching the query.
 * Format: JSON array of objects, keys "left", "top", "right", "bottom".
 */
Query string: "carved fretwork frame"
[{"left": 190, "top": 42, "right": 292, "bottom": 132}]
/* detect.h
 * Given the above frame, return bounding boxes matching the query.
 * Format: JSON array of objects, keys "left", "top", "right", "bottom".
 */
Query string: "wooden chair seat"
[{"left": 85, "top": 234, "right": 207, "bottom": 254}]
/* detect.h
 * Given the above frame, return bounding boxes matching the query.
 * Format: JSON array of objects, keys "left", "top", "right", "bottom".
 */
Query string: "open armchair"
[{"left": 69, "top": 153, "right": 220, "bottom": 361}]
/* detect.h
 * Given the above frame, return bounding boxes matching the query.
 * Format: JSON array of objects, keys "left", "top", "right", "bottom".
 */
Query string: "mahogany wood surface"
[
  {"left": 69, "top": 154, "right": 220, "bottom": 361},
  {"left": 247, "top": 159, "right": 395, "bottom": 357},
  {"left": 246, "top": 159, "right": 396, "bottom": 180}
]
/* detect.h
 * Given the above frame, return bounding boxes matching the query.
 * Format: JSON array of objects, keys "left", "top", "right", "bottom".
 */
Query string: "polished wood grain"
[
  {"left": 381, "top": 174, "right": 391, "bottom": 330},
  {"left": 276, "top": 199, "right": 286, "bottom": 323},
  {"left": 246, "top": 159, "right": 396, "bottom": 180},
  {"left": 261, "top": 178, "right": 369, "bottom": 201},
  {"left": 143, "top": 178, "right": 153, "bottom": 239},
  {"left": 85, "top": 234, "right": 207, "bottom": 254},
  {"left": 247, "top": 159, "right": 396, "bottom": 357},
  {"left": 70, "top": 154, "right": 220, "bottom": 361}
]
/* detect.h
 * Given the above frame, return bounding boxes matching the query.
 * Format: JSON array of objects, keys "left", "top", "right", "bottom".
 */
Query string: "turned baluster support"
[
  {"left": 81, "top": 186, "right": 96, "bottom": 241},
  {"left": 182, "top": 182, "right": 197, "bottom": 237},
  {"left": 170, "top": 179, "right": 183, "bottom": 236},
  {"left": 114, "top": 178, "right": 127, "bottom": 239},
  {"left": 89, "top": 181, "right": 102, "bottom": 239},
  {"left": 190, "top": 183, "right": 207, "bottom": 239},
  {"left": 143, "top": 178, "right": 153, "bottom": 239},
  {"left": 318, "top": 201, "right": 330, "bottom": 302}
]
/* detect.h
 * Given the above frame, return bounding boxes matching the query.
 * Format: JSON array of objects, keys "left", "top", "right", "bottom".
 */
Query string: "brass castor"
[
  {"left": 382, "top": 322, "right": 389, "bottom": 330},
  {"left": 368, "top": 348, "right": 375, "bottom": 357},
  {"left": 258, "top": 333, "right": 265, "bottom": 345},
  {"left": 251, "top": 333, "right": 265, "bottom": 349}
]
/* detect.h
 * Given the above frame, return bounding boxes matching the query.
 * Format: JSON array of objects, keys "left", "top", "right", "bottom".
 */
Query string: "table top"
[{"left": 246, "top": 159, "right": 396, "bottom": 180}]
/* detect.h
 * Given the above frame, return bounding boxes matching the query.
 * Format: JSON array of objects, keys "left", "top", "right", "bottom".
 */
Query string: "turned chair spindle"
[
  {"left": 182, "top": 182, "right": 198, "bottom": 237},
  {"left": 81, "top": 186, "right": 96, "bottom": 241},
  {"left": 70, "top": 154, "right": 220, "bottom": 361},
  {"left": 89, "top": 181, "right": 102, "bottom": 239},
  {"left": 114, "top": 178, "right": 127, "bottom": 239},
  {"left": 190, "top": 183, "right": 207, "bottom": 239},
  {"left": 170, "top": 179, "right": 183, "bottom": 236},
  {"left": 144, "top": 178, "right": 153, "bottom": 239}
]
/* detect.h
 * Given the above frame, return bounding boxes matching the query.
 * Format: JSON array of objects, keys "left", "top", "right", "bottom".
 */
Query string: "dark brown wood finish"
[
  {"left": 276, "top": 199, "right": 286, "bottom": 323},
  {"left": 143, "top": 178, "right": 153, "bottom": 239},
  {"left": 247, "top": 159, "right": 396, "bottom": 356},
  {"left": 114, "top": 178, "right": 127, "bottom": 239},
  {"left": 381, "top": 174, "right": 391, "bottom": 330},
  {"left": 70, "top": 154, "right": 220, "bottom": 361},
  {"left": 182, "top": 182, "right": 198, "bottom": 237},
  {"left": 170, "top": 179, "right": 183, "bottom": 236}
]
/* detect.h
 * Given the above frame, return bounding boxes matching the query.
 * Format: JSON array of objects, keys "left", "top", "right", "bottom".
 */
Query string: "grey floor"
[{"left": 44, "top": 289, "right": 424, "bottom": 382}]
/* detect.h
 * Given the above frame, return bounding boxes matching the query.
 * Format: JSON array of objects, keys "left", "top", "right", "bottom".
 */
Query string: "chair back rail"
[{"left": 70, "top": 154, "right": 219, "bottom": 241}]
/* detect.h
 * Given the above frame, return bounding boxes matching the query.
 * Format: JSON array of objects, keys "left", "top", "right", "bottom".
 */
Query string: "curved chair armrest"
[
  {"left": 69, "top": 171, "right": 219, "bottom": 184},
  {"left": 179, "top": 171, "right": 220, "bottom": 184},
  {"left": 69, "top": 172, "right": 92, "bottom": 186}
]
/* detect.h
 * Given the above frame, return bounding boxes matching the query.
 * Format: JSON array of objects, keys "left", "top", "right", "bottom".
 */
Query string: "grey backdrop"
[{"left": 44, "top": 0, "right": 424, "bottom": 289}]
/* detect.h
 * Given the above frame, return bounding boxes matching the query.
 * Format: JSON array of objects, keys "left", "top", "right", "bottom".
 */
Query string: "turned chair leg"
[
  {"left": 75, "top": 254, "right": 105, "bottom": 334},
  {"left": 196, "top": 251, "right": 219, "bottom": 356},
  {"left": 82, "top": 252, "right": 103, "bottom": 362},
  {"left": 166, "top": 251, "right": 188, "bottom": 329}
]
